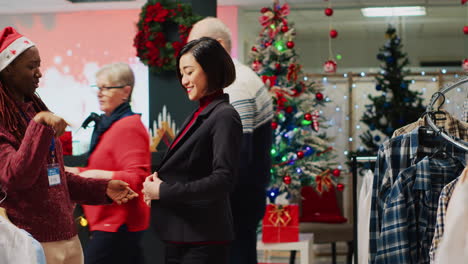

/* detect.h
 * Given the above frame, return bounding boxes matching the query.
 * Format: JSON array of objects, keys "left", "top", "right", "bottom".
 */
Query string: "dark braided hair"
[{"left": 0, "top": 80, "right": 48, "bottom": 141}]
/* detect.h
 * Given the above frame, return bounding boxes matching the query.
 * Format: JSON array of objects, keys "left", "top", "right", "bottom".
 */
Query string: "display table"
[{"left": 257, "top": 233, "right": 315, "bottom": 264}]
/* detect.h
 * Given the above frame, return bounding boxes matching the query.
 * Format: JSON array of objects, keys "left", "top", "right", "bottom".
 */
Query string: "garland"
[{"left": 134, "top": 0, "right": 202, "bottom": 72}]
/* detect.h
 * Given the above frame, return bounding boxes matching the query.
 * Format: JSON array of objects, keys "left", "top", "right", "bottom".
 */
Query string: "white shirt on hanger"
[
  {"left": 357, "top": 169, "right": 374, "bottom": 264},
  {"left": 434, "top": 169, "right": 468, "bottom": 264}
]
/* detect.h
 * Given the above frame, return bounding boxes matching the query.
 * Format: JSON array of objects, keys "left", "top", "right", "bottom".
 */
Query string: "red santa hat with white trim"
[{"left": 0, "top": 27, "right": 35, "bottom": 72}]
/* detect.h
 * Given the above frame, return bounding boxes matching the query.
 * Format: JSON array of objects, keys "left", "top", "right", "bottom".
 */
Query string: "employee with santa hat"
[{"left": 0, "top": 26, "right": 138, "bottom": 264}]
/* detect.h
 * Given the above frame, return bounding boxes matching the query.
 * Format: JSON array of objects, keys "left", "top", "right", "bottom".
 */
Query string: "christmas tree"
[
  {"left": 358, "top": 26, "right": 425, "bottom": 155},
  {"left": 249, "top": 0, "right": 342, "bottom": 203}
]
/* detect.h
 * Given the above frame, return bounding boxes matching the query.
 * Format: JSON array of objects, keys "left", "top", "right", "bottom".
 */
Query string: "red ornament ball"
[
  {"left": 271, "top": 122, "right": 278, "bottom": 129},
  {"left": 285, "top": 106, "right": 293, "bottom": 113},
  {"left": 281, "top": 25, "right": 289, "bottom": 33},
  {"left": 252, "top": 46, "right": 257, "bottom": 52},
  {"left": 286, "top": 41, "right": 295, "bottom": 49},
  {"left": 275, "top": 63, "right": 281, "bottom": 70},
  {"left": 283, "top": 175, "right": 292, "bottom": 184},
  {"left": 324, "top": 8, "right": 334, "bottom": 16},
  {"left": 297, "top": 151, "right": 305, "bottom": 159},
  {"left": 330, "top": 29, "right": 338, "bottom": 38},
  {"left": 332, "top": 169, "right": 341, "bottom": 177},
  {"left": 304, "top": 113, "right": 312, "bottom": 121},
  {"left": 315, "top": 92, "right": 324, "bottom": 101},
  {"left": 265, "top": 42, "right": 271, "bottom": 47},
  {"left": 464, "top": 26, "right": 468, "bottom": 35},
  {"left": 337, "top": 183, "right": 345, "bottom": 191}
]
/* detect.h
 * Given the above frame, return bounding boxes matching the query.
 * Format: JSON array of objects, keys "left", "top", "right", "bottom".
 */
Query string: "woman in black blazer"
[{"left": 142, "top": 37, "right": 243, "bottom": 264}]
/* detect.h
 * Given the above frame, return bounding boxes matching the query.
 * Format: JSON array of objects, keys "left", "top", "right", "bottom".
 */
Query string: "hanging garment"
[
  {"left": 429, "top": 177, "right": 459, "bottom": 263},
  {"left": 375, "top": 155, "right": 464, "bottom": 264},
  {"left": 434, "top": 169, "right": 468, "bottom": 264},
  {"left": 369, "top": 127, "right": 468, "bottom": 263},
  {"left": 0, "top": 215, "right": 46, "bottom": 264},
  {"left": 391, "top": 109, "right": 468, "bottom": 139},
  {"left": 358, "top": 170, "right": 374, "bottom": 264}
]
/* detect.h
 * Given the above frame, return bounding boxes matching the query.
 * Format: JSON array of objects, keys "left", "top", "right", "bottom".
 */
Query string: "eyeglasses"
[{"left": 91, "top": 85, "right": 126, "bottom": 92}]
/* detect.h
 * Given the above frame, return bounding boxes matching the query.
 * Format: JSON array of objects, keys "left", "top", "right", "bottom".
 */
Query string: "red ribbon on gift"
[{"left": 316, "top": 169, "right": 333, "bottom": 193}]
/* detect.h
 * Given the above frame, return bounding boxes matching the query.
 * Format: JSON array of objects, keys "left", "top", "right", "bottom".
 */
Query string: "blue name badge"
[{"left": 47, "top": 163, "right": 61, "bottom": 186}]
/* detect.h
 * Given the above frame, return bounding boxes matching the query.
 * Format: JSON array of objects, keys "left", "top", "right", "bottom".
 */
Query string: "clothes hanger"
[{"left": 426, "top": 78, "right": 468, "bottom": 151}]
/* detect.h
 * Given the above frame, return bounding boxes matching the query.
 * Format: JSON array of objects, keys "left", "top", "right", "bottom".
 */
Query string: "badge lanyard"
[{"left": 19, "top": 108, "right": 60, "bottom": 186}]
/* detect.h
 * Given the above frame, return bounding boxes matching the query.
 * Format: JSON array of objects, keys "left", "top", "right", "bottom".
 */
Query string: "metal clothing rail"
[
  {"left": 426, "top": 77, "right": 468, "bottom": 151},
  {"left": 351, "top": 155, "right": 377, "bottom": 264}
]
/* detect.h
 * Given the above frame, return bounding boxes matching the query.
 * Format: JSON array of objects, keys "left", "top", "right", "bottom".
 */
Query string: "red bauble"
[
  {"left": 332, "top": 169, "right": 341, "bottom": 177},
  {"left": 297, "top": 151, "right": 305, "bottom": 159},
  {"left": 285, "top": 106, "right": 293, "bottom": 113},
  {"left": 271, "top": 122, "right": 278, "bottom": 129},
  {"left": 463, "top": 58, "right": 468, "bottom": 73},
  {"left": 323, "top": 60, "right": 337, "bottom": 73},
  {"left": 275, "top": 63, "right": 281, "bottom": 70},
  {"left": 304, "top": 113, "right": 312, "bottom": 121},
  {"left": 337, "top": 183, "right": 345, "bottom": 191},
  {"left": 324, "top": 8, "right": 334, "bottom": 16},
  {"left": 281, "top": 25, "right": 289, "bottom": 32},
  {"left": 283, "top": 175, "right": 292, "bottom": 184},
  {"left": 330, "top": 29, "right": 338, "bottom": 38},
  {"left": 464, "top": 26, "right": 468, "bottom": 35},
  {"left": 286, "top": 41, "right": 295, "bottom": 49},
  {"left": 252, "top": 46, "right": 257, "bottom": 52},
  {"left": 265, "top": 42, "right": 271, "bottom": 47},
  {"left": 315, "top": 92, "right": 324, "bottom": 101}
]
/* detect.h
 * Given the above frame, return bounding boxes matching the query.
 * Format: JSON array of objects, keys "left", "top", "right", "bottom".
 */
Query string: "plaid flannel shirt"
[
  {"left": 375, "top": 155, "right": 465, "bottom": 264},
  {"left": 369, "top": 124, "right": 468, "bottom": 264},
  {"left": 429, "top": 177, "right": 459, "bottom": 263}
]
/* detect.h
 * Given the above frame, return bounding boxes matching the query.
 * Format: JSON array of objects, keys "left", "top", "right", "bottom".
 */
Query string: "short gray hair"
[
  {"left": 192, "top": 17, "right": 232, "bottom": 52},
  {"left": 96, "top": 62, "right": 135, "bottom": 99}
]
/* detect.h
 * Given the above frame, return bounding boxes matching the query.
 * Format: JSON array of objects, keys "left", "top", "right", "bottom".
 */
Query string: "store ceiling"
[
  {"left": 0, "top": 0, "right": 460, "bottom": 14},
  {"left": 0, "top": 0, "right": 465, "bottom": 42}
]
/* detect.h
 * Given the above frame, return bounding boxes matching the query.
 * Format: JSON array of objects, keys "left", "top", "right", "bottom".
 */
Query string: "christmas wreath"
[{"left": 133, "top": 0, "right": 202, "bottom": 73}]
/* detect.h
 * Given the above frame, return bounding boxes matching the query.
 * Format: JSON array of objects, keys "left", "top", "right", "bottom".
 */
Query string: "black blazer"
[{"left": 151, "top": 94, "right": 243, "bottom": 242}]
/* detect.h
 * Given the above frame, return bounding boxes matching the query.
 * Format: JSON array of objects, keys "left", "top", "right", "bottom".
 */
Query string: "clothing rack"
[
  {"left": 426, "top": 77, "right": 468, "bottom": 151},
  {"left": 351, "top": 155, "right": 377, "bottom": 264}
]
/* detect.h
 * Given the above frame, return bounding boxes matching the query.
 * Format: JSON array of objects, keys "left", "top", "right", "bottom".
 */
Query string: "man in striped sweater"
[{"left": 189, "top": 17, "right": 274, "bottom": 264}]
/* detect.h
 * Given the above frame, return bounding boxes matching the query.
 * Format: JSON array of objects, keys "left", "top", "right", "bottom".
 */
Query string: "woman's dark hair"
[{"left": 176, "top": 37, "right": 236, "bottom": 93}]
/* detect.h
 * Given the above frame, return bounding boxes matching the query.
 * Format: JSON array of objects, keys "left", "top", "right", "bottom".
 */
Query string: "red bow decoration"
[
  {"left": 311, "top": 110, "right": 320, "bottom": 132},
  {"left": 462, "top": 0, "right": 467, "bottom": 5},
  {"left": 259, "top": 3, "right": 290, "bottom": 38},
  {"left": 268, "top": 204, "right": 292, "bottom": 226},
  {"left": 262, "top": 75, "right": 277, "bottom": 87},
  {"left": 315, "top": 169, "right": 333, "bottom": 193},
  {"left": 287, "top": 63, "right": 302, "bottom": 82}
]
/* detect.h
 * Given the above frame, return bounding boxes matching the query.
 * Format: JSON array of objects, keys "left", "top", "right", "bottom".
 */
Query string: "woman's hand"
[
  {"left": 79, "top": 169, "right": 114, "bottom": 179},
  {"left": 106, "top": 180, "right": 138, "bottom": 205},
  {"left": 142, "top": 172, "right": 163, "bottom": 206},
  {"left": 33, "top": 111, "right": 69, "bottom": 137},
  {"left": 64, "top": 166, "right": 80, "bottom": 174}
]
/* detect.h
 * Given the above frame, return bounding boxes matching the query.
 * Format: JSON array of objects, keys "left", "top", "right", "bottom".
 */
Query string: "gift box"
[
  {"left": 262, "top": 204, "right": 299, "bottom": 243},
  {"left": 59, "top": 131, "right": 73, "bottom": 156}
]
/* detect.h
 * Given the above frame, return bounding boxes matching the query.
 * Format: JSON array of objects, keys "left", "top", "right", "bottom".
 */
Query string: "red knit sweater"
[
  {"left": 80, "top": 115, "right": 151, "bottom": 232},
  {"left": 0, "top": 101, "right": 110, "bottom": 242}
]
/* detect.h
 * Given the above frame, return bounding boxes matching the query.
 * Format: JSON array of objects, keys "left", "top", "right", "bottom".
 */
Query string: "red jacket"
[
  {"left": 81, "top": 115, "right": 151, "bottom": 232},
  {"left": 0, "top": 101, "right": 110, "bottom": 242}
]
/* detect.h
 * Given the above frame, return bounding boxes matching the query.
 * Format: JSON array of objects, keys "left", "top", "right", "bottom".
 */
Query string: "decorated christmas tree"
[
  {"left": 249, "top": 0, "right": 342, "bottom": 203},
  {"left": 358, "top": 26, "right": 425, "bottom": 155}
]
